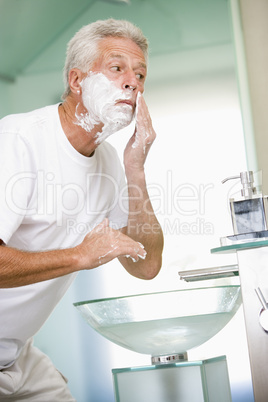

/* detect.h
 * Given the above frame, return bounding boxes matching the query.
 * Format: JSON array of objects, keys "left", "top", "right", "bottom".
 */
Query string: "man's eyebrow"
[
  {"left": 109, "top": 53, "right": 124, "bottom": 60},
  {"left": 109, "top": 53, "right": 147, "bottom": 69},
  {"left": 136, "top": 62, "right": 147, "bottom": 70}
]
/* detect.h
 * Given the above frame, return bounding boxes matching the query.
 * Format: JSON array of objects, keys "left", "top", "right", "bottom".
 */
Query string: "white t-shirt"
[{"left": 0, "top": 104, "right": 128, "bottom": 369}]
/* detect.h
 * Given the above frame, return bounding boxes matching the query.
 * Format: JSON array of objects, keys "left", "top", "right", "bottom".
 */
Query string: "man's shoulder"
[{"left": 0, "top": 104, "right": 59, "bottom": 135}]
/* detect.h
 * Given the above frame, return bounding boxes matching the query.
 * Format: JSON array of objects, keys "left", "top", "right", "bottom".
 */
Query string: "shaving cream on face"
[{"left": 75, "top": 72, "right": 134, "bottom": 144}]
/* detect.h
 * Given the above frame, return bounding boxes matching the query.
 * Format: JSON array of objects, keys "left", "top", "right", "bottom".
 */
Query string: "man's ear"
[{"left": 68, "top": 68, "right": 84, "bottom": 95}]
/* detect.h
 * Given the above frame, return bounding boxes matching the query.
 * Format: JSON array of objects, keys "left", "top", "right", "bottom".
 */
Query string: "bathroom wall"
[
  {"left": 235, "top": 0, "right": 268, "bottom": 193},
  {"left": 0, "top": 80, "right": 12, "bottom": 117}
]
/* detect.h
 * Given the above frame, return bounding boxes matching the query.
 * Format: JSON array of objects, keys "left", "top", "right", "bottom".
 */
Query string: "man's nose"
[
  {"left": 124, "top": 84, "right": 136, "bottom": 90},
  {"left": 123, "top": 71, "right": 138, "bottom": 91}
]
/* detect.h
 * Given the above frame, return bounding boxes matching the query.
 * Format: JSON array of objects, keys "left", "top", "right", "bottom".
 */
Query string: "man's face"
[
  {"left": 90, "top": 36, "right": 147, "bottom": 112},
  {"left": 75, "top": 37, "right": 147, "bottom": 142}
]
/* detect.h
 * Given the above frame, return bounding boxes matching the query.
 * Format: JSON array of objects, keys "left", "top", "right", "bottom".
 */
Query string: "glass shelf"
[{"left": 211, "top": 239, "right": 268, "bottom": 254}]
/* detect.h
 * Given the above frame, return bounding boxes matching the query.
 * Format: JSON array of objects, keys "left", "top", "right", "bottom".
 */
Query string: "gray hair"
[{"left": 62, "top": 19, "right": 149, "bottom": 99}]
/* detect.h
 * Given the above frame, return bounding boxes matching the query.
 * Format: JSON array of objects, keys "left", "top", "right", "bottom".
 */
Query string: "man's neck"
[{"left": 58, "top": 98, "right": 103, "bottom": 157}]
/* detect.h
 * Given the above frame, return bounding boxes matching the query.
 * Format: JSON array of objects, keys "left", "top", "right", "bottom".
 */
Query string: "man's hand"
[
  {"left": 124, "top": 92, "right": 156, "bottom": 173},
  {"left": 75, "top": 218, "right": 147, "bottom": 269}
]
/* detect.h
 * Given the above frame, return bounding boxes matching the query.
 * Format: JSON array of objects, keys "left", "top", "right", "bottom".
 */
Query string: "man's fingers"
[{"left": 123, "top": 242, "right": 147, "bottom": 262}]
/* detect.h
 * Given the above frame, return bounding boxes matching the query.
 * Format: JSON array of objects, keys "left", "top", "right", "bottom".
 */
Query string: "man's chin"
[
  {"left": 114, "top": 115, "right": 133, "bottom": 131},
  {"left": 114, "top": 103, "right": 134, "bottom": 114}
]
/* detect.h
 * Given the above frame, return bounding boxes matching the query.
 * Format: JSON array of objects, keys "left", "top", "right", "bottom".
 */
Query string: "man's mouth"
[{"left": 116, "top": 99, "right": 134, "bottom": 108}]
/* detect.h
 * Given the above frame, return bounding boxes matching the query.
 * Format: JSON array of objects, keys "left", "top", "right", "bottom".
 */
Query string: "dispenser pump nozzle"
[{"left": 222, "top": 171, "right": 256, "bottom": 198}]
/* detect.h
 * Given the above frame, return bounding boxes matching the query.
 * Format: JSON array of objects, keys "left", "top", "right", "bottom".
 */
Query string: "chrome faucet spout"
[{"left": 178, "top": 264, "right": 239, "bottom": 282}]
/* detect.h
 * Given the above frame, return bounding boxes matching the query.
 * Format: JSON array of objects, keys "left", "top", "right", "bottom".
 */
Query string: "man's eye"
[
  {"left": 111, "top": 66, "right": 120, "bottom": 72},
  {"left": 136, "top": 73, "right": 144, "bottom": 80}
]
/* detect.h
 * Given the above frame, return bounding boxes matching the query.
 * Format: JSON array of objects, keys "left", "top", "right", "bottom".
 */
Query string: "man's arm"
[
  {"left": 118, "top": 93, "right": 164, "bottom": 279},
  {"left": 0, "top": 219, "right": 146, "bottom": 288}
]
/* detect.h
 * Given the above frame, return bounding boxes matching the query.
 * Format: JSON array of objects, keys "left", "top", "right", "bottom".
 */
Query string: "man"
[{"left": 0, "top": 19, "right": 163, "bottom": 400}]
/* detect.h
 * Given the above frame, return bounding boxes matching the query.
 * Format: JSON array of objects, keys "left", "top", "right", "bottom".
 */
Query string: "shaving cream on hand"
[
  {"left": 132, "top": 92, "right": 151, "bottom": 154},
  {"left": 132, "top": 91, "right": 142, "bottom": 149},
  {"left": 124, "top": 242, "right": 147, "bottom": 262}
]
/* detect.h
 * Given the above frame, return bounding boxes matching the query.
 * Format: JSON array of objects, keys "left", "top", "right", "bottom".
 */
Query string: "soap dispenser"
[{"left": 222, "top": 171, "right": 268, "bottom": 236}]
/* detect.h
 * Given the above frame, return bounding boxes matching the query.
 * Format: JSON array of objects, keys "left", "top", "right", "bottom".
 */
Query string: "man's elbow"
[
  {"left": 143, "top": 236, "right": 164, "bottom": 279},
  {"left": 142, "top": 256, "right": 162, "bottom": 280}
]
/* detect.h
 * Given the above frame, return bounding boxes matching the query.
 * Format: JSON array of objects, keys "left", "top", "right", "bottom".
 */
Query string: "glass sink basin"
[{"left": 74, "top": 286, "right": 241, "bottom": 358}]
